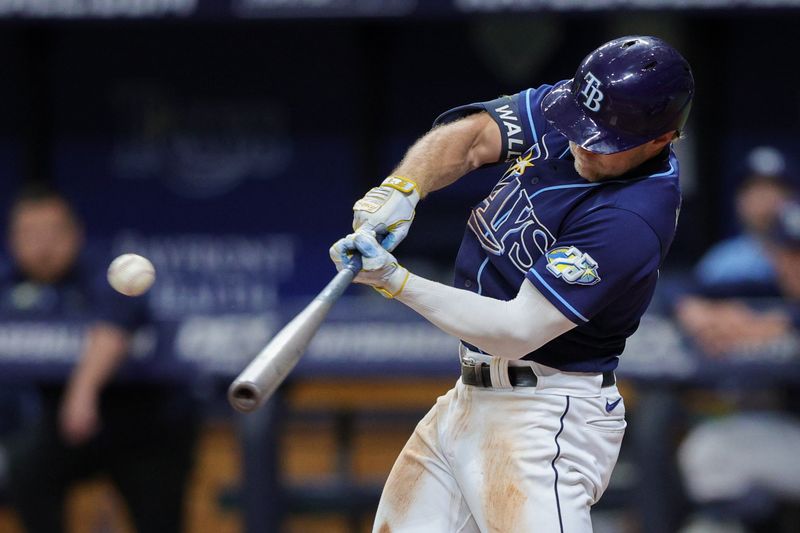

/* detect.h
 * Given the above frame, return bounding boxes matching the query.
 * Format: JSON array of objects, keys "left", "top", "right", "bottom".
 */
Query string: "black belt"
[{"left": 460, "top": 362, "right": 615, "bottom": 388}]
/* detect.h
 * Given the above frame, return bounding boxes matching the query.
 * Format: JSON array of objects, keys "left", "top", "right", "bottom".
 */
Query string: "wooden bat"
[{"left": 228, "top": 257, "right": 360, "bottom": 413}]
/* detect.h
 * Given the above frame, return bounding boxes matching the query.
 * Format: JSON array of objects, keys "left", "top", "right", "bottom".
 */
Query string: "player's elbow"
[
  {"left": 466, "top": 115, "right": 502, "bottom": 170},
  {"left": 491, "top": 330, "right": 542, "bottom": 360},
  {"left": 492, "top": 314, "right": 574, "bottom": 360},
  {"left": 437, "top": 112, "right": 501, "bottom": 172},
  {"left": 466, "top": 146, "right": 491, "bottom": 173}
]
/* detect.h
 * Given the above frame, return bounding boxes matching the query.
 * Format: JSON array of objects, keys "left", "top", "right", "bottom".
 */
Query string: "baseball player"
[{"left": 330, "top": 36, "right": 694, "bottom": 532}]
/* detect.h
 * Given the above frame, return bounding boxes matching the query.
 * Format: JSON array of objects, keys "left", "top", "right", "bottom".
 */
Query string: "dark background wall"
[{"left": 3, "top": 11, "right": 800, "bottom": 282}]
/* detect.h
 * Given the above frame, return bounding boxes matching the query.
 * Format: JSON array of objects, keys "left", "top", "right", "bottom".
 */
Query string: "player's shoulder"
[
  {"left": 614, "top": 149, "right": 681, "bottom": 210},
  {"left": 565, "top": 149, "right": 679, "bottom": 248},
  {"left": 433, "top": 83, "right": 557, "bottom": 128},
  {"left": 76, "top": 247, "right": 111, "bottom": 283},
  {"left": 73, "top": 249, "right": 130, "bottom": 304},
  {"left": 601, "top": 152, "right": 682, "bottom": 251},
  {"left": 433, "top": 83, "right": 563, "bottom": 162}
]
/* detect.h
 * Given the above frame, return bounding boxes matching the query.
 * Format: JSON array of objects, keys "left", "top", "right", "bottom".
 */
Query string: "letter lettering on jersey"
[
  {"left": 505, "top": 121, "right": 522, "bottom": 138},
  {"left": 510, "top": 214, "right": 555, "bottom": 271},
  {"left": 494, "top": 104, "right": 524, "bottom": 159},
  {"left": 468, "top": 177, "right": 555, "bottom": 272},
  {"left": 580, "top": 72, "right": 604, "bottom": 112},
  {"left": 507, "top": 137, "right": 524, "bottom": 158},
  {"left": 494, "top": 104, "right": 517, "bottom": 122}
]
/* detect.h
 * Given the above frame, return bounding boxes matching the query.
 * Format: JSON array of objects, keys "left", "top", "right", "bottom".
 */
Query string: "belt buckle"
[{"left": 460, "top": 356, "right": 487, "bottom": 387}]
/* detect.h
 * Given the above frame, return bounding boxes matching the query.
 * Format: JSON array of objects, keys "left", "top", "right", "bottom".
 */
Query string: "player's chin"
[{"left": 573, "top": 160, "right": 604, "bottom": 182}]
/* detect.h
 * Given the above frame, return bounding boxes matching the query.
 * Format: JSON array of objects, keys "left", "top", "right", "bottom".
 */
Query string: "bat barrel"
[{"left": 228, "top": 265, "right": 358, "bottom": 413}]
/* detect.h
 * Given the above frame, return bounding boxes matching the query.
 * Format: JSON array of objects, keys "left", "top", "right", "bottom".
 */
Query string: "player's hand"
[
  {"left": 329, "top": 230, "right": 410, "bottom": 298},
  {"left": 353, "top": 176, "right": 420, "bottom": 252},
  {"left": 59, "top": 386, "right": 101, "bottom": 446}
]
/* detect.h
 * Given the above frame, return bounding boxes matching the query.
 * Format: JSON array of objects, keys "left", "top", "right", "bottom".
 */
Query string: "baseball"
[{"left": 107, "top": 253, "right": 156, "bottom": 297}]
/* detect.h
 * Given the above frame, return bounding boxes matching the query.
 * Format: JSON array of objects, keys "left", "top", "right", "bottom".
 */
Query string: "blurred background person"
[
  {"left": 675, "top": 199, "right": 800, "bottom": 533},
  {"left": 0, "top": 184, "right": 198, "bottom": 533},
  {"left": 692, "top": 146, "right": 794, "bottom": 299},
  {"left": 677, "top": 147, "right": 796, "bottom": 355}
]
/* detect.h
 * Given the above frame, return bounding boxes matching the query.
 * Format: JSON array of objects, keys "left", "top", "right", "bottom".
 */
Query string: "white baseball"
[{"left": 107, "top": 254, "right": 156, "bottom": 297}]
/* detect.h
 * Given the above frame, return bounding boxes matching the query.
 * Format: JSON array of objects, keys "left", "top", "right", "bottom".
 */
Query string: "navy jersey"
[
  {"left": 434, "top": 84, "right": 682, "bottom": 372},
  {"left": 0, "top": 253, "right": 147, "bottom": 332}
]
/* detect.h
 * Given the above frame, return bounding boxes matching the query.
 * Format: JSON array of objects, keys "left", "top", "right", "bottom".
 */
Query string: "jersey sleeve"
[
  {"left": 432, "top": 85, "right": 555, "bottom": 162},
  {"left": 525, "top": 208, "right": 662, "bottom": 325}
]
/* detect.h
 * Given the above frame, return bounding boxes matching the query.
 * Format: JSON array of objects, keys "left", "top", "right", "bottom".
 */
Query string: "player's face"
[
  {"left": 569, "top": 136, "right": 671, "bottom": 182},
  {"left": 9, "top": 199, "right": 83, "bottom": 283},
  {"left": 737, "top": 181, "right": 791, "bottom": 236}
]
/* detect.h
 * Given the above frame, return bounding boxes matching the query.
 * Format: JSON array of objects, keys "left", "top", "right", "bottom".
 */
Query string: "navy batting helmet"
[{"left": 542, "top": 35, "right": 694, "bottom": 155}]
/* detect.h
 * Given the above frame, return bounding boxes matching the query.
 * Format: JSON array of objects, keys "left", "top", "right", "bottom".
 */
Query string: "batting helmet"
[{"left": 542, "top": 35, "right": 694, "bottom": 155}]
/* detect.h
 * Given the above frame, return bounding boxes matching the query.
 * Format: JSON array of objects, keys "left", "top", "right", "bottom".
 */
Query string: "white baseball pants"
[{"left": 373, "top": 358, "right": 625, "bottom": 533}]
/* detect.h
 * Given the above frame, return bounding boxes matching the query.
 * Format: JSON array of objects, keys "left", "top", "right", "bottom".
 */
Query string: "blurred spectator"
[
  {"left": 677, "top": 148, "right": 796, "bottom": 355},
  {"left": 676, "top": 201, "right": 800, "bottom": 533},
  {"left": 693, "top": 147, "right": 794, "bottom": 298},
  {"left": 0, "top": 184, "right": 198, "bottom": 533}
]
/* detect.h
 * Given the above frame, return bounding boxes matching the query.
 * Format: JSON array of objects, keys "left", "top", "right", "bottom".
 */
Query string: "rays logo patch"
[
  {"left": 545, "top": 246, "right": 601, "bottom": 285},
  {"left": 503, "top": 150, "right": 536, "bottom": 179}
]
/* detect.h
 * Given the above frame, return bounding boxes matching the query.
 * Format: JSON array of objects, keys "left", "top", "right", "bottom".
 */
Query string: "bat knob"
[{"left": 228, "top": 382, "right": 262, "bottom": 413}]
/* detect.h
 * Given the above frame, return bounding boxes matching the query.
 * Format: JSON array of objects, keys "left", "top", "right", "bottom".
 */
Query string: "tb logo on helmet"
[{"left": 580, "top": 72, "right": 604, "bottom": 112}]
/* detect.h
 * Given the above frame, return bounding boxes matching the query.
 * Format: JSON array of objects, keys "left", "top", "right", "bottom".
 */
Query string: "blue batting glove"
[{"left": 329, "top": 231, "right": 410, "bottom": 298}]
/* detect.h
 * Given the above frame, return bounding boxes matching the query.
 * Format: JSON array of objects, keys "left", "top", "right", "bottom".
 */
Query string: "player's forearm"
[
  {"left": 392, "top": 113, "right": 500, "bottom": 197},
  {"left": 66, "top": 324, "right": 131, "bottom": 396},
  {"left": 739, "top": 311, "right": 792, "bottom": 342},
  {"left": 396, "top": 274, "right": 575, "bottom": 359}
]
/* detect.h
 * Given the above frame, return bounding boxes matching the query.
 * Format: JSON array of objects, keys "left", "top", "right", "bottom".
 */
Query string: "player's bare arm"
[
  {"left": 393, "top": 111, "right": 502, "bottom": 196},
  {"left": 60, "top": 324, "right": 131, "bottom": 445},
  {"left": 352, "top": 112, "right": 501, "bottom": 251}
]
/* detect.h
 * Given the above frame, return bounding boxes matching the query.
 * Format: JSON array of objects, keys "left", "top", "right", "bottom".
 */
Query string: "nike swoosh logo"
[{"left": 605, "top": 398, "right": 622, "bottom": 412}]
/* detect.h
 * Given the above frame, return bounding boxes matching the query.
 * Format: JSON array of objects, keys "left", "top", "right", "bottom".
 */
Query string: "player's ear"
[{"left": 651, "top": 131, "right": 676, "bottom": 148}]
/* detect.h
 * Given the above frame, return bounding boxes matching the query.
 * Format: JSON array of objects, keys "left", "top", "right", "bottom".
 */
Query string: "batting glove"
[
  {"left": 352, "top": 176, "right": 420, "bottom": 252},
  {"left": 329, "top": 231, "right": 410, "bottom": 299}
]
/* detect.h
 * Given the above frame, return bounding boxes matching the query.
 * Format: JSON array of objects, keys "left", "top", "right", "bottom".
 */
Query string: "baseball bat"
[{"left": 228, "top": 256, "right": 361, "bottom": 413}]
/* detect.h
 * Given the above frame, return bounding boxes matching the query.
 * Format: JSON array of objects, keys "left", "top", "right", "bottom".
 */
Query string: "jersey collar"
[{"left": 615, "top": 146, "right": 672, "bottom": 181}]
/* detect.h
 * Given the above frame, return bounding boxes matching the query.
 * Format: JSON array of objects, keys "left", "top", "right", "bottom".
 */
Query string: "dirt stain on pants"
[
  {"left": 481, "top": 432, "right": 527, "bottom": 533},
  {"left": 377, "top": 412, "right": 436, "bottom": 530}
]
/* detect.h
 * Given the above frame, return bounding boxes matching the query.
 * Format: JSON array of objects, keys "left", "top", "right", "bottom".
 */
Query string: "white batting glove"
[
  {"left": 353, "top": 176, "right": 420, "bottom": 252},
  {"left": 329, "top": 231, "right": 410, "bottom": 298}
]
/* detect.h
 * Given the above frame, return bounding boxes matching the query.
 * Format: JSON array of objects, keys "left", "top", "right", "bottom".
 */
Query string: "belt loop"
[
  {"left": 473, "top": 364, "right": 485, "bottom": 387},
  {"left": 490, "top": 357, "right": 513, "bottom": 390}
]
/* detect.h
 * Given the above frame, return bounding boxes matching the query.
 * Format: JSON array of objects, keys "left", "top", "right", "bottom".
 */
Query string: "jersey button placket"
[{"left": 464, "top": 280, "right": 472, "bottom": 288}]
